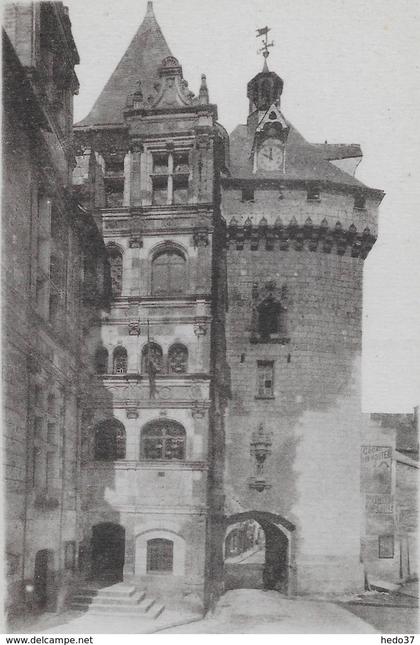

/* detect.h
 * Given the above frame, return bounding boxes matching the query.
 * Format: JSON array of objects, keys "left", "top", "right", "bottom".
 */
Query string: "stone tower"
[
  {"left": 73, "top": 2, "right": 228, "bottom": 605},
  {"left": 220, "top": 54, "right": 384, "bottom": 593}
]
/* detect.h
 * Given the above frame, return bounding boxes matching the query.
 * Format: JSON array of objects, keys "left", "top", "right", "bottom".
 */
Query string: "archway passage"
[
  {"left": 91, "top": 523, "right": 125, "bottom": 582},
  {"left": 224, "top": 511, "right": 294, "bottom": 594},
  {"left": 34, "top": 549, "right": 54, "bottom": 609}
]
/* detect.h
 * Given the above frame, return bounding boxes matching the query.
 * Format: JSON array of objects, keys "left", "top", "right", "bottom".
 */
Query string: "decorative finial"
[
  {"left": 199, "top": 74, "right": 209, "bottom": 105},
  {"left": 146, "top": 1, "right": 154, "bottom": 16},
  {"left": 256, "top": 26, "right": 274, "bottom": 70}
]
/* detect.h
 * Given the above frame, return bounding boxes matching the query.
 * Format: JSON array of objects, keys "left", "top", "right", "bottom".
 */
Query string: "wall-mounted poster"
[{"left": 361, "top": 445, "right": 392, "bottom": 494}]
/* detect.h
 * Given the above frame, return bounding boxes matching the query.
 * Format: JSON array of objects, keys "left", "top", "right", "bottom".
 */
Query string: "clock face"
[{"left": 258, "top": 138, "right": 284, "bottom": 171}]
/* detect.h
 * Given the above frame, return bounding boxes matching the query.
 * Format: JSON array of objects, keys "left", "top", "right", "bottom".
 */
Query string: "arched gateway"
[{"left": 224, "top": 511, "right": 295, "bottom": 595}]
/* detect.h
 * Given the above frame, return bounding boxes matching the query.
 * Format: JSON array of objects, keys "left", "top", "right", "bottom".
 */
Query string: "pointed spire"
[
  {"left": 199, "top": 74, "right": 209, "bottom": 105},
  {"left": 75, "top": 2, "right": 173, "bottom": 127},
  {"left": 262, "top": 57, "right": 269, "bottom": 73}
]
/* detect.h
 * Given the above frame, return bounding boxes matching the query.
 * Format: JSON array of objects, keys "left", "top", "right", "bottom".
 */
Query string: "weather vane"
[{"left": 256, "top": 26, "right": 274, "bottom": 60}]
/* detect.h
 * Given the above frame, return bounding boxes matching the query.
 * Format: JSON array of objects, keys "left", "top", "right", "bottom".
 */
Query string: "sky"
[{"left": 66, "top": 0, "right": 420, "bottom": 413}]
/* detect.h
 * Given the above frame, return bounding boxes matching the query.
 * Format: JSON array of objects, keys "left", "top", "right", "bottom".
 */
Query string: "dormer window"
[
  {"left": 241, "top": 188, "right": 255, "bottom": 203},
  {"left": 307, "top": 184, "right": 320, "bottom": 201},
  {"left": 354, "top": 193, "right": 366, "bottom": 210},
  {"left": 151, "top": 150, "right": 189, "bottom": 205}
]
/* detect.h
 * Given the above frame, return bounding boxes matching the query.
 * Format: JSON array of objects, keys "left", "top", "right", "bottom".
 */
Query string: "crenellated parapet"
[{"left": 226, "top": 216, "right": 376, "bottom": 258}]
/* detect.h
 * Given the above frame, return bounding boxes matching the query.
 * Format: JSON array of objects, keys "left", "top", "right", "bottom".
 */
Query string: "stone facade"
[
  {"left": 2, "top": 3, "right": 108, "bottom": 619},
  {"left": 6, "top": 0, "right": 410, "bottom": 618},
  {"left": 72, "top": 1, "right": 386, "bottom": 604},
  {"left": 72, "top": 2, "right": 227, "bottom": 608}
]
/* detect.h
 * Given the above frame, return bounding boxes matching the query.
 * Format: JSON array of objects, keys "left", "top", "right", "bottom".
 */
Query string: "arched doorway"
[
  {"left": 224, "top": 511, "right": 295, "bottom": 594},
  {"left": 91, "top": 523, "right": 125, "bottom": 582},
  {"left": 34, "top": 549, "right": 54, "bottom": 609}
]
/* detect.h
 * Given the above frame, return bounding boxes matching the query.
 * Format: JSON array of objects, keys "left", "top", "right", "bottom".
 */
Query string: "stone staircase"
[{"left": 70, "top": 582, "right": 165, "bottom": 619}]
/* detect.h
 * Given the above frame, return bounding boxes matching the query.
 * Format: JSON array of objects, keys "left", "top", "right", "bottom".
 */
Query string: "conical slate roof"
[{"left": 75, "top": 2, "right": 172, "bottom": 128}]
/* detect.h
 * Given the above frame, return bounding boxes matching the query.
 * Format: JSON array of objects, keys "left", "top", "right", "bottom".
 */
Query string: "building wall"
[
  {"left": 2, "top": 6, "right": 106, "bottom": 619},
  {"left": 396, "top": 455, "right": 418, "bottom": 580},
  {"left": 362, "top": 412, "right": 418, "bottom": 585}
]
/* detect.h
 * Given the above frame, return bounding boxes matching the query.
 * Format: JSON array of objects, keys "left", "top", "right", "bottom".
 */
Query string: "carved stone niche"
[{"left": 250, "top": 281, "right": 290, "bottom": 344}]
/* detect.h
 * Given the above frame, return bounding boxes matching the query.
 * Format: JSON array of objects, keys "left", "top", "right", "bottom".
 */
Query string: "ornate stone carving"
[
  {"left": 194, "top": 318, "right": 208, "bottom": 337},
  {"left": 226, "top": 218, "right": 377, "bottom": 259},
  {"left": 191, "top": 403, "right": 206, "bottom": 419},
  {"left": 129, "top": 237, "right": 143, "bottom": 248},
  {"left": 128, "top": 320, "right": 140, "bottom": 336},
  {"left": 193, "top": 228, "right": 209, "bottom": 248},
  {"left": 195, "top": 134, "right": 211, "bottom": 150},
  {"left": 249, "top": 424, "right": 272, "bottom": 492},
  {"left": 126, "top": 408, "right": 139, "bottom": 419}
]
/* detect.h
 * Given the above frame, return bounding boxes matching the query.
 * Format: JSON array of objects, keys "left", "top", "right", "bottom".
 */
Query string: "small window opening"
[
  {"left": 378, "top": 535, "right": 394, "bottom": 559},
  {"left": 256, "top": 360, "right": 274, "bottom": 398},
  {"left": 307, "top": 184, "right": 320, "bottom": 201},
  {"left": 241, "top": 188, "right": 255, "bottom": 203}
]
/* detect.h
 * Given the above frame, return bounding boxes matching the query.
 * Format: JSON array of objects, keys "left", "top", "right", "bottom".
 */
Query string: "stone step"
[
  {"left": 86, "top": 602, "right": 165, "bottom": 619},
  {"left": 70, "top": 584, "right": 164, "bottom": 620},
  {"left": 85, "top": 596, "right": 155, "bottom": 614},
  {"left": 97, "top": 583, "right": 138, "bottom": 598},
  {"left": 72, "top": 590, "right": 146, "bottom": 606}
]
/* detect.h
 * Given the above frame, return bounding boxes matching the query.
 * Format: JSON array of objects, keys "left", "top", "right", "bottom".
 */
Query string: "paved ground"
[
  {"left": 163, "top": 589, "right": 377, "bottom": 633},
  {"left": 339, "top": 579, "right": 419, "bottom": 634},
  {"left": 8, "top": 582, "right": 418, "bottom": 634},
  {"left": 8, "top": 606, "right": 201, "bottom": 634},
  {"left": 342, "top": 605, "right": 418, "bottom": 634}
]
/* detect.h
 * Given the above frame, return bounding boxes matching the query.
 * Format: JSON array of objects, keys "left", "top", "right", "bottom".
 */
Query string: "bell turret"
[
  {"left": 247, "top": 65, "right": 283, "bottom": 114},
  {"left": 247, "top": 26, "right": 283, "bottom": 114}
]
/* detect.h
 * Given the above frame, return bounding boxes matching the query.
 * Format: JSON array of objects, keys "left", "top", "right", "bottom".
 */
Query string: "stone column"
[
  {"left": 123, "top": 150, "right": 132, "bottom": 207},
  {"left": 193, "top": 229, "right": 210, "bottom": 293},
  {"left": 130, "top": 145, "right": 143, "bottom": 206}
]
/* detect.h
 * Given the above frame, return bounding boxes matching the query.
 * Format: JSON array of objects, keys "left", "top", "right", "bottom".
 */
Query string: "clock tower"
[{"left": 247, "top": 43, "right": 289, "bottom": 174}]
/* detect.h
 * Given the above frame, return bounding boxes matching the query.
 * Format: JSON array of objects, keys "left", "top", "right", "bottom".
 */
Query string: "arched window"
[
  {"left": 168, "top": 344, "right": 188, "bottom": 374},
  {"left": 151, "top": 249, "right": 186, "bottom": 296},
  {"left": 257, "top": 296, "right": 287, "bottom": 340},
  {"left": 141, "top": 343, "right": 163, "bottom": 374},
  {"left": 94, "top": 419, "right": 126, "bottom": 460},
  {"left": 95, "top": 348, "right": 109, "bottom": 374},
  {"left": 141, "top": 420, "right": 186, "bottom": 460},
  {"left": 107, "top": 246, "right": 123, "bottom": 297},
  {"left": 147, "top": 538, "right": 173, "bottom": 572},
  {"left": 113, "top": 346, "right": 127, "bottom": 374}
]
